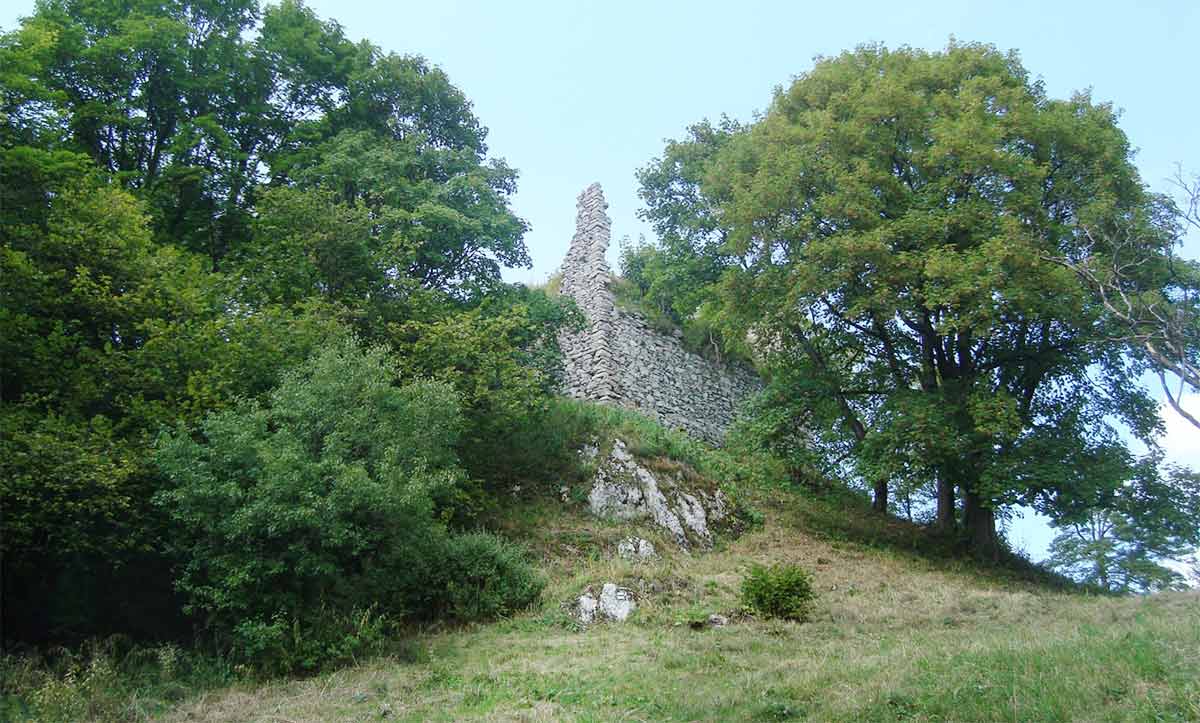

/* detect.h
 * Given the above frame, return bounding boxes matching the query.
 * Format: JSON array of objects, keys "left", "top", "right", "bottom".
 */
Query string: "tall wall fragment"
[
  {"left": 557, "top": 183, "right": 760, "bottom": 444},
  {"left": 559, "top": 183, "right": 621, "bottom": 402}
]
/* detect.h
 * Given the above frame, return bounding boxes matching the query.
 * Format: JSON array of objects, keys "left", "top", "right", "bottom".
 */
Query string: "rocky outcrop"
[
  {"left": 586, "top": 439, "right": 729, "bottom": 550},
  {"left": 576, "top": 583, "right": 637, "bottom": 624},
  {"left": 557, "top": 183, "right": 760, "bottom": 445},
  {"left": 616, "top": 536, "right": 656, "bottom": 561}
]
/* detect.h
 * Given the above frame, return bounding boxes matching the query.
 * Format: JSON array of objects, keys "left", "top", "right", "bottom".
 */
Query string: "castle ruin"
[{"left": 558, "top": 183, "right": 760, "bottom": 444}]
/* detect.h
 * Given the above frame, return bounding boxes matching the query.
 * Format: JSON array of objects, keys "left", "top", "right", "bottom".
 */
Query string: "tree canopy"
[
  {"left": 638, "top": 42, "right": 1195, "bottom": 559},
  {"left": 0, "top": 0, "right": 569, "bottom": 652}
]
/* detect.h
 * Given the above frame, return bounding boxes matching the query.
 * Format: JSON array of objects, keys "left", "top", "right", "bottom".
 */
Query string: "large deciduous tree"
[
  {"left": 640, "top": 43, "right": 1175, "bottom": 557},
  {"left": 3, "top": 0, "right": 529, "bottom": 292}
]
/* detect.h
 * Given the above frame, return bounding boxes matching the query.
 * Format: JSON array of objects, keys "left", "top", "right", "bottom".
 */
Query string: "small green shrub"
[
  {"left": 232, "top": 605, "right": 395, "bottom": 676},
  {"left": 435, "top": 532, "right": 544, "bottom": 621},
  {"left": 740, "top": 564, "right": 816, "bottom": 622}
]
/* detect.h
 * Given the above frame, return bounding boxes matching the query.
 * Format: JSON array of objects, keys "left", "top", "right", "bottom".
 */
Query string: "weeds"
[{"left": 0, "top": 639, "right": 235, "bottom": 722}]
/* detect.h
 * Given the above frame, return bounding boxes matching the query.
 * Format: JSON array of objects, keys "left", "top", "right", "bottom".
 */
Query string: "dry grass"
[{"left": 154, "top": 488, "right": 1200, "bottom": 722}]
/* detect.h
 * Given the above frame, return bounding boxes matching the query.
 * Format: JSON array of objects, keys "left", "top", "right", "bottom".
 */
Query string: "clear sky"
[{"left": 4, "top": 0, "right": 1198, "bottom": 561}]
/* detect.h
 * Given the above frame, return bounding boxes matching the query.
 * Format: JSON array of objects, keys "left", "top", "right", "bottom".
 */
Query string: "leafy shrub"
[
  {"left": 740, "top": 564, "right": 816, "bottom": 622},
  {"left": 391, "top": 286, "right": 584, "bottom": 500},
  {"left": 434, "top": 532, "right": 544, "bottom": 621},
  {"left": 232, "top": 605, "right": 395, "bottom": 676},
  {"left": 154, "top": 339, "right": 467, "bottom": 670}
]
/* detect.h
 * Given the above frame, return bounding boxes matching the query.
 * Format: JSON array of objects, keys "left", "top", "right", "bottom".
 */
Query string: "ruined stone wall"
[{"left": 558, "top": 184, "right": 760, "bottom": 444}]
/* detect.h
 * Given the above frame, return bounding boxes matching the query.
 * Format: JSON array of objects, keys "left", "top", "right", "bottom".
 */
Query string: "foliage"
[
  {"left": 233, "top": 186, "right": 378, "bottom": 308},
  {"left": 286, "top": 127, "right": 529, "bottom": 297},
  {"left": 616, "top": 234, "right": 754, "bottom": 364},
  {"left": 1046, "top": 461, "right": 1200, "bottom": 592},
  {"left": 229, "top": 605, "right": 396, "bottom": 677},
  {"left": 726, "top": 371, "right": 845, "bottom": 490},
  {"left": 740, "top": 564, "right": 816, "bottom": 622},
  {"left": 638, "top": 41, "right": 1175, "bottom": 556},
  {"left": 391, "top": 286, "right": 583, "bottom": 494},
  {"left": 1, "top": 0, "right": 529, "bottom": 283},
  {"left": 433, "top": 532, "right": 545, "bottom": 621},
  {"left": 153, "top": 339, "right": 466, "bottom": 668},
  {"left": 152, "top": 339, "right": 544, "bottom": 671},
  {"left": 1, "top": 0, "right": 547, "bottom": 649},
  {"left": 1050, "top": 169, "right": 1200, "bottom": 429},
  {"left": 0, "top": 638, "right": 235, "bottom": 722}
]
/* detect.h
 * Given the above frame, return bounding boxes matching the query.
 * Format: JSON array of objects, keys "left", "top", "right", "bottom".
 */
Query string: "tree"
[
  {"left": 4, "top": 0, "right": 270, "bottom": 258},
  {"left": 0, "top": 148, "right": 343, "bottom": 642},
  {"left": 1, "top": 0, "right": 542, "bottom": 646},
  {"left": 3, "top": 0, "right": 531, "bottom": 288},
  {"left": 639, "top": 43, "right": 1168, "bottom": 556},
  {"left": 390, "top": 285, "right": 583, "bottom": 492},
  {"left": 1046, "top": 461, "right": 1200, "bottom": 592}
]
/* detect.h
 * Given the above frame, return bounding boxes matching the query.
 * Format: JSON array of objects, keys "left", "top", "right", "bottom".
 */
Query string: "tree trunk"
[
  {"left": 872, "top": 478, "right": 888, "bottom": 513},
  {"left": 963, "top": 490, "right": 999, "bottom": 560},
  {"left": 935, "top": 474, "right": 956, "bottom": 531}
]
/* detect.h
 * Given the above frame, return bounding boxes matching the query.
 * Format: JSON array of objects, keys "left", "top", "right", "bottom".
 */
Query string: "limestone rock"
[
  {"left": 586, "top": 438, "right": 729, "bottom": 550},
  {"left": 599, "top": 582, "right": 636, "bottom": 621},
  {"left": 576, "top": 590, "right": 600, "bottom": 624},
  {"left": 616, "top": 536, "right": 656, "bottom": 561},
  {"left": 574, "top": 583, "right": 636, "bottom": 624}
]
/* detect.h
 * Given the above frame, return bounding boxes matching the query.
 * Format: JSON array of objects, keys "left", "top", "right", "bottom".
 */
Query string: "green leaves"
[
  {"left": 2, "top": 0, "right": 545, "bottom": 648},
  {"left": 284, "top": 127, "right": 529, "bottom": 295},
  {"left": 153, "top": 340, "right": 466, "bottom": 637},
  {"left": 152, "top": 338, "right": 543, "bottom": 671},
  {"left": 639, "top": 42, "right": 1170, "bottom": 554},
  {"left": 1047, "top": 463, "right": 1200, "bottom": 592}
]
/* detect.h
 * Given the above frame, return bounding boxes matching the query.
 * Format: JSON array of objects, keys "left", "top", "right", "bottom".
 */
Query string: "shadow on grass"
[{"left": 784, "top": 487, "right": 1086, "bottom": 592}]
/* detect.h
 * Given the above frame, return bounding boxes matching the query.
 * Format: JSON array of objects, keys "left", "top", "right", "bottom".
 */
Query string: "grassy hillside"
[
  {"left": 5, "top": 404, "right": 1199, "bottom": 722},
  {"left": 153, "top": 485, "right": 1199, "bottom": 722}
]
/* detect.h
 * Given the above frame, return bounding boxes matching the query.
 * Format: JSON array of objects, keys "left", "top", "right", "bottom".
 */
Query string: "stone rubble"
[{"left": 557, "top": 183, "right": 760, "bottom": 445}]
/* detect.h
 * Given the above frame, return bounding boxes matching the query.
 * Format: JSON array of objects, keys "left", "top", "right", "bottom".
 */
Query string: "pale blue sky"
[{"left": 5, "top": 0, "right": 1198, "bottom": 560}]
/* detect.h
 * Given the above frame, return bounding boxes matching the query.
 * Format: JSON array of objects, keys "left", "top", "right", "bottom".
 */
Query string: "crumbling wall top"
[{"left": 559, "top": 182, "right": 613, "bottom": 306}]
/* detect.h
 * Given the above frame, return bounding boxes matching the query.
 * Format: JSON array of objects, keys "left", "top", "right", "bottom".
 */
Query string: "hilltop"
[{"left": 4, "top": 4, "right": 1200, "bottom": 720}]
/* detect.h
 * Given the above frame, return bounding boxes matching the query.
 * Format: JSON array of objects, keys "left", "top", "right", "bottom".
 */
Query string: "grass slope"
[
  {"left": 161, "top": 486, "right": 1200, "bottom": 722},
  {"left": 7, "top": 402, "right": 1198, "bottom": 721}
]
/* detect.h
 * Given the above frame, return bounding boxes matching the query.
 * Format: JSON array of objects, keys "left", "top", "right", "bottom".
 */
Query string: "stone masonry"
[{"left": 558, "top": 183, "right": 760, "bottom": 444}]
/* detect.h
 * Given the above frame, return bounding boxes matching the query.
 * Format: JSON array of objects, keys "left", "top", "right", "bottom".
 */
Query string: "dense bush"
[
  {"left": 391, "top": 286, "right": 583, "bottom": 497},
  {"left": 740, "top": 564, "right": 816, "bottom": 622},
  {"left": 230, "top": 606, "right": 396, "bottom": 676},
  {"left": 433, "top": 532, "right": 545, "bottom": 621},
  {"left": 153, "top": 339, "right": 452, "bottom": 663}
]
